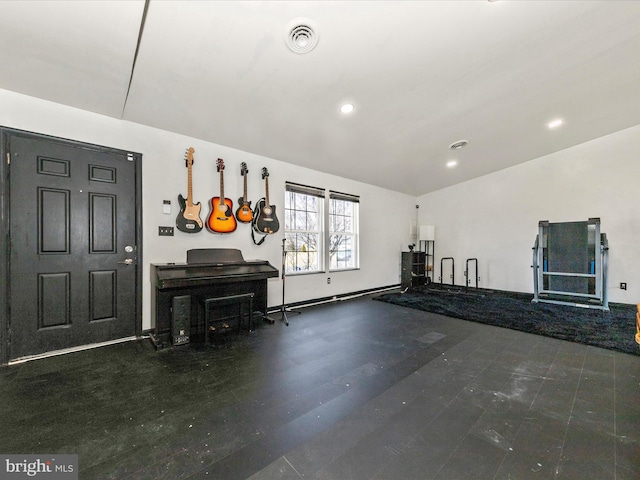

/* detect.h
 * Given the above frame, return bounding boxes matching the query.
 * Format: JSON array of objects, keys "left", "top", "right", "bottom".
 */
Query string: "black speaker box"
[{"left": 171, "top": 295, "right": 191, "bottom": 345}]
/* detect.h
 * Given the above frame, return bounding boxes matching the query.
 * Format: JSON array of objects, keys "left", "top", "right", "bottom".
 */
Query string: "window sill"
[{"left": 285, "top": 269, "right": 326, "bottom": 277}]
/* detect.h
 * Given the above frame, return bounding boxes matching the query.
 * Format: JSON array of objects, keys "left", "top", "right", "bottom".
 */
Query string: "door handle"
[{"left": 118, "top": 258, "right": 134, "bottom": 265}]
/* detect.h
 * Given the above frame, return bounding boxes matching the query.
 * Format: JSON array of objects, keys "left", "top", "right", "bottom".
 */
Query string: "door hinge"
[{"left": 6, "top": 153, "right": 9, "bottom": 165}]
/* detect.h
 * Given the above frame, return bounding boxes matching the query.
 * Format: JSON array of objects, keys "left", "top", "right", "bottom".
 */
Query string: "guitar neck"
[
  {"left": 243, "top": 172, "right": 248, "bottom": 200},
  {"left": 265, "top": 176, "right": 270, "bottom": 206},
  {"left": 219, "top": 170, "right": 225, "bottom": 206},
  {"left": 187, "top": 164, "right": 194, "bottom": 207}
]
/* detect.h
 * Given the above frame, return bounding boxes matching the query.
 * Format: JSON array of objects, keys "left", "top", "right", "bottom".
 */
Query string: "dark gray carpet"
[{"left": 375, "top": 285, "right": 639, "bottom": 356}]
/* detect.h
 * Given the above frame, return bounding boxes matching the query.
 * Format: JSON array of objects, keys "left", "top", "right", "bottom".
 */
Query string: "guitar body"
[
  {"left": 235, "top": 198, "right": 253, "bottom": 223},
  {"left": 207, "top": 196, "right": 237, "bottom": 233},
  {"left": 176, "top": 193, "right": 203, "bottom": 233},
  {"left": 253, "top": 198, "right": 279, "bottom": 234}
]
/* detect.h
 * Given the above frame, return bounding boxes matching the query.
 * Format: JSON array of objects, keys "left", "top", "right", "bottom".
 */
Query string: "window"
[
  {"left": 284, "top": 183, "right": 324, "bottom": 273},
  {"left": 329, "top": 191, "right": 359, "bottom": 271},
  {"left": 285, "top": 183, "right": 360, "bottom": 274}
]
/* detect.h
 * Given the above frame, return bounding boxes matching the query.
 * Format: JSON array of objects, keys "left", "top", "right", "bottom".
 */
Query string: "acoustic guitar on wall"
[
  {"left": 207, "top": 158, "right": 237, "bottom": 233},
  {"left": 176, "top": 147, "right": 203, "bottom": 233},
  {"left": 235, "top": 162, "right": 253, "bottom": 224},
  {"left": 253, "top": 167, "right": 279, "bottom": 234}
]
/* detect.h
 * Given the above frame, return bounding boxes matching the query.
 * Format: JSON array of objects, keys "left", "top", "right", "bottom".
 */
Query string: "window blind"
[
  {"left": 285, "top": 181, "right": 325, "bottom": 198},
  {"left": 329, "top": 190, "right": 359, "bottom": 203}
]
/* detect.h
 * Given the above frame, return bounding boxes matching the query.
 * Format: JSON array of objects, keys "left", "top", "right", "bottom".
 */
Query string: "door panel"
[{"left": 8, "top": 133, "right": 139, "bottom": 359}]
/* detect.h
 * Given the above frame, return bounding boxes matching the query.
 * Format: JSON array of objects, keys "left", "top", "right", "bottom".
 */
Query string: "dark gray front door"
[{"left": 6, "top": 131, "right": 140, "bottom": 360}]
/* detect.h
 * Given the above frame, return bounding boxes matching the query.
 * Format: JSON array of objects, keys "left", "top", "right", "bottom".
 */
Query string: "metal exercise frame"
[
  {"left": 440, "top": 257, "right": 454, "bottom": 286},
  {"left": 465, "top": 258, "right": 479, "bottom": 289},
  {"left": 532, "top": 218, "right": 609, "bottom": 311},
  {"left": 439, "top": 257, "right": 481, "bottom": 289}
]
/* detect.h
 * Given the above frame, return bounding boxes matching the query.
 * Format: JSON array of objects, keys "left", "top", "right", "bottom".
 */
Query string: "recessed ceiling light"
[
  {"left": 340, "top": 103, "right": 354, "bottom": 114},
  {"left": 449, "top": 140, "right": 468, "bottom": 150},
  {"left": 446, "top": 160, "right": 458, "bottom": 168},
  {"left": 547, "top": 119, "right": 564, "bottom": 129}
]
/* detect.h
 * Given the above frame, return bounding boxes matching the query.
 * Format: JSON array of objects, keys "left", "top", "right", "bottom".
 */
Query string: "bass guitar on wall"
[
  {"left": 253, "top": 167, "right": 279, "bottom": 234},
  {"left": 235, "top": 162, "right": 253, "bottom": 224},
  {"left": 207, "top": 158, "right": 237, "bottom": 233},
  {"left": 176, "top": 147, "right": 203, "bottom": 233}
]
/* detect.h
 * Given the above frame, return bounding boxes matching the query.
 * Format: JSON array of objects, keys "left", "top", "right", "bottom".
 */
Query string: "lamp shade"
[{"left": 419, "top": 225, "right": 435, "bottom": 241}]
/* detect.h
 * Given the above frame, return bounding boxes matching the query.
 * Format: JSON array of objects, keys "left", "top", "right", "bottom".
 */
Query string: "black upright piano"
[{"left": 150, "top": 248, "right": 278, "bottom": 347}]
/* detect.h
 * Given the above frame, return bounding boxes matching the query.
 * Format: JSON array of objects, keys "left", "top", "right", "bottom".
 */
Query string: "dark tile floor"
[{"left": 0, "top": 295, "right": 638, "bottom": 479}]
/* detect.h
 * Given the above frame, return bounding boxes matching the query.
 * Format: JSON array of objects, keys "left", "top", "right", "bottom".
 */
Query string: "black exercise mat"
[{"left": 374, "top": 285, "right": 639, "bottom": 355}]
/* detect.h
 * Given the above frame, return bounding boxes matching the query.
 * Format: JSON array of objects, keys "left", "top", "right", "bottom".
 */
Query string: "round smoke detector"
[{"left": 286, "top": 18, "right": 318, "bottom": 54}]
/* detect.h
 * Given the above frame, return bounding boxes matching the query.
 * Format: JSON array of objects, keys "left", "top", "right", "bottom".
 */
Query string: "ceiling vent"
[
  {"left": 286, "top": 19, "right": 318, "bottom": 54},
  {"left": 449, "top": 140, "right": 469, "bottom": 150}
]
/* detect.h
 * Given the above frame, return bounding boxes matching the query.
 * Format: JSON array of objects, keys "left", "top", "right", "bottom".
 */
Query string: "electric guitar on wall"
[
  {"left": 176, "top": 147, "right": 203, "bottom": 233},
  {"left": 253, "top": 167, "right": 279, "bottom": 234},
  {"left": 207, "top": 158, "right": 237, "bottom": 233},
  {"left": 235, "top": 162, "right": 253, "bottom": 223}
]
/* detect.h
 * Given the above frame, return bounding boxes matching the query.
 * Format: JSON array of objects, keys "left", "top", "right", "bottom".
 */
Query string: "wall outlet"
[
  {"left": 620, "top": 282, "right": 627, "bottom": 290},
  {"left": 159, "top": 226, "right": 174, "bottom": 236},
  {"left": 327, "top": 277, "right": 331, "bottom": 284}
]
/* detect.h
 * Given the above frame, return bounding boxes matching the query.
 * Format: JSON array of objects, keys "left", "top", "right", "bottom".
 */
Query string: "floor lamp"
[{"left": 268, "top": 238, "right": 301, "bottom": 326}]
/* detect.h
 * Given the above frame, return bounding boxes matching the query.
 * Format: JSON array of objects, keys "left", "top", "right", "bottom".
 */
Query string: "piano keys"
[{"left": 150, "top": 248, "right": 278, "bottom": 348}]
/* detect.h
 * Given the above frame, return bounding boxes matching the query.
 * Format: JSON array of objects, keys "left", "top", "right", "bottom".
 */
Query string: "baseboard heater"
[{"left": 267, "top": 284, "right": 400, "bottom": 313}]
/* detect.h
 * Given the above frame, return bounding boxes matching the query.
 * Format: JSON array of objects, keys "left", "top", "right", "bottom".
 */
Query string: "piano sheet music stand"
[{"left": 267, "top": 238, "right": 301, "bottom": 326}]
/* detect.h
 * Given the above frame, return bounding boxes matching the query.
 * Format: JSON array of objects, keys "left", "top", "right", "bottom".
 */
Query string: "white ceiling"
[{"left": 1, "top": 1, "right": 640, "bottom": 196}]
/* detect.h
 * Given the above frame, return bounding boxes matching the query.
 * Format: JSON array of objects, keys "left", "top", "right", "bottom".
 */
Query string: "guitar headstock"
[
  {"left": 240, "top": 162, "right": 248, "bottom": 175},
  {"left": 216, "top": 158, "right": 225, "bottom": 172},
  {"left": 262, "top": 167, "right": 269, "bottom": 179},
  {"left": 184, "top": 147, "right": 195, "bottom": 167}
]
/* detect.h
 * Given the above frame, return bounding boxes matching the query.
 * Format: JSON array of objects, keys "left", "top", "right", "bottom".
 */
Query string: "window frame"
[
  {"left": 284, "top": 182, "right": 325, "bottom": 275},
  {"left": 328, "top": 191, "right": 360, "bottom": 272},
  {"left": 284, "top": 183, "right": 360, "bottom": 275}
]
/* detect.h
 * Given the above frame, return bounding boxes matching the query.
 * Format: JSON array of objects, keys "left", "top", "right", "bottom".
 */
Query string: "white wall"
[
  {"left": 0, "top": 89, "right": 417, "bottom": 330},
  {"left": 417, "top": 124, "right": 640, "bottom": 304}
]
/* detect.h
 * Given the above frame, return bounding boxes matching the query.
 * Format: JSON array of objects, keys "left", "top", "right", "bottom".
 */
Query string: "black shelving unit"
[
  {"left": 420, "top": 240, "right": 435, "bottom": 284},
  {"left": 401, "top": 240, "right": 435, "bottom": 290},
  {"left": 401, "top": 251, "right": 427, "bottom": 289}
]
